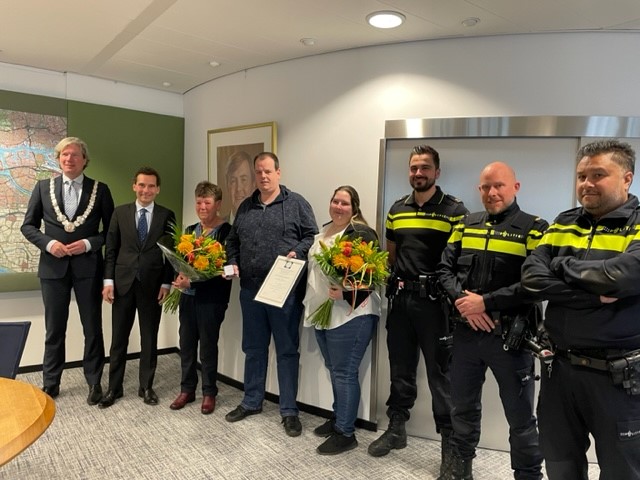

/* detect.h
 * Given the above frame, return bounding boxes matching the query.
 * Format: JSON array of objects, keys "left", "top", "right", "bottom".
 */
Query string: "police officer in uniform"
[
  {"left": 369, "top": 145, "right": 468, "bottom": 477},
  {"left": 437, "top": 162, "right": 546, "bottom": 480},
  {"left": 522, "top": 139, "right": 640, "bottom": 479}
]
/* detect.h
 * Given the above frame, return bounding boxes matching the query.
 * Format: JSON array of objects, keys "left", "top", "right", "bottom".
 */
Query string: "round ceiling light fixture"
[
  {"left": 366, "top": 10, "right": 405, "bottom": 29},
  {"left": 300, "top": 38, "right": 316, "bottom": 47},
  {"left": 461, "top": 17, "right": 480, "bottom": 27}
]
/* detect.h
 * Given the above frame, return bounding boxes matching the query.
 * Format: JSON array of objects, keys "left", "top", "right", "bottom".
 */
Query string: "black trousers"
[
  {"left": 178, "top": 295, "right": 227, "bottom": 396},
  {"left": 385, "top": 290, "right": 452, "bottom": 432},
  {"left": 539, "top": 355, "right": 640, "bottom": 480},
  {"left": 450, "top": 325, "right": 542, "bottom": 480},
  {"left": 41, "top": 270, "right": 105, "bottom": 387},
  {"left": 107, "top": 279, "right": 162, "bottom": 393}
]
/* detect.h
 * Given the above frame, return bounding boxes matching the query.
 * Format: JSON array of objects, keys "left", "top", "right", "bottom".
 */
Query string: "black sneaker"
[
  {"left": 317, "top": 432, "right": 358, "bottom": 455},
  {"left": 313, "top": 418, "right": 335, "bottom": 437},
  {"left": 225, "top": 405, "right": 262, "bottom": 422},
  {"left": 282, "top": 415, "right": 302, "bottom": 437}
]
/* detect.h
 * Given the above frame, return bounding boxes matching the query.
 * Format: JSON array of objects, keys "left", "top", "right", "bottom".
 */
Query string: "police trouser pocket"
[
  {"left": 516, "top": 365, "right": 535, "bottom": 397},
  {"left": 617, "top": 418, "right": 640, "bottom": 442}
]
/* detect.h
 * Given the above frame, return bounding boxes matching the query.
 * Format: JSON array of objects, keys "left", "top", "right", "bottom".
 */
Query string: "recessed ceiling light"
[
  {"left": 209, "top": 60, "right": 220, "bottom": 68},
  {"left": 300, "top": 38, "right": 316, "bottom": 47},
  {"left": 367, "top": 10, "right": 405, "bottom": 29},
  {"left": 162, "top": 82, "right": 171, "bottom": 87},
  {"left": 461, "top": 17, "right": 480, "bottom": 27}
]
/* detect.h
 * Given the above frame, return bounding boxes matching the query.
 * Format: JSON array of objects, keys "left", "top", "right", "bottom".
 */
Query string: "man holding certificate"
[{"left": 224, "top": 152, "right": 318, "bottom": 437}]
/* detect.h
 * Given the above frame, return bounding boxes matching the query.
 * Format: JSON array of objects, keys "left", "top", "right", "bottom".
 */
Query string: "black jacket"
[
  {"left": 521, "top": 195, "right": 640, "bottom": 350},
  {"left": 438, "top": 201, "right": 548, "bottom": 317}
]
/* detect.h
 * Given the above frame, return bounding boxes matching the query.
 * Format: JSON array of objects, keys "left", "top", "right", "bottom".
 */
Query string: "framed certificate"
[{"left": 254, "top": 256, "right": 306, "bottom": 308}]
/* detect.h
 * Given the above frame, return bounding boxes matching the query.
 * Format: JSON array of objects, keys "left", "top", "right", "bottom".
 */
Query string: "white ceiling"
[{"left": 2, "top": 0, "right": 640, "bottom": 94}]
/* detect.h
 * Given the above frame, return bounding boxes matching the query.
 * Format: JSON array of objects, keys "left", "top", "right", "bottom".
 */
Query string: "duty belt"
[
  {"left": 397, "top": 274, "right": 438, "bottom": 299},
  {"left": 399, "top": 280, "right": 425, "bottom": 292},
  {"left": 555, "top": 348, "right": 639, "bottom": 371}
]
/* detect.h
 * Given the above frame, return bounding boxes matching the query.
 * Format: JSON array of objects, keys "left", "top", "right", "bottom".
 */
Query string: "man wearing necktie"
[
  {"left": 99, "top": 166, "right": 176, "bottom": 408},
  {"left": 21, "top": 137, "right": 114, "bottom": 404}
]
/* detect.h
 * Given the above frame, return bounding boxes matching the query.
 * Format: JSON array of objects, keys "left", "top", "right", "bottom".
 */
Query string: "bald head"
[{"left": 479, "top": 162, "right": 520, "bottom": 214}]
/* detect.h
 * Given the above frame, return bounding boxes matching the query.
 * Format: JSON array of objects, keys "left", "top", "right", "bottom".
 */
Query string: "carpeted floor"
[{"left": 2, "top": 354, "right": 600, "bottom": 479}]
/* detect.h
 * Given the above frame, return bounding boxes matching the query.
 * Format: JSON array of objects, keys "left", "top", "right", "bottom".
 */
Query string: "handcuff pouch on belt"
[
  {"left": 560, "top": 349, "right": 640, "bottom": 395},
  {"left": 608, "top": 351, "right": 640, "bottom": 395}
]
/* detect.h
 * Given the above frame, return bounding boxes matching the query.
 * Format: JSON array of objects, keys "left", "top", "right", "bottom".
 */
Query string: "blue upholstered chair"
[{"left": 0, "top": 321, "right": 31, "bottom": 379}]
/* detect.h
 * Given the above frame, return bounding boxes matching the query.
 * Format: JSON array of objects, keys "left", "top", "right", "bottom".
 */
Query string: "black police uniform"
[
  {"left": 384, "top": 187, "right": 467, "bottom": 430},
  {"left": 522, "top": 195, "right": 640, "bottom": 480},
  {"left": 438, "top": 200, "right": 547, "bottom": 480}
]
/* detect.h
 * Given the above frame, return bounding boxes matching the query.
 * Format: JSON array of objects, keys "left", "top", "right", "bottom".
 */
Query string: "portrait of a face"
[{"left": 217, "top": 143, "right": 262, "bottom": 221}]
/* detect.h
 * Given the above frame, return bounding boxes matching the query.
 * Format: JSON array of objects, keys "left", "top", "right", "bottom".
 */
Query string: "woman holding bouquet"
[
  {"left": 303, "top": 185, "right": 383, "bottom": 455},
  {"left": 169, "top": 181, "right": 232, "bottom": 414}
]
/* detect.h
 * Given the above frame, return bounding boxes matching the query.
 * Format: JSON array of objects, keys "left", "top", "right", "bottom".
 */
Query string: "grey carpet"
[{"left": 2, "top": 354, "right": 600, "bottom": 479}]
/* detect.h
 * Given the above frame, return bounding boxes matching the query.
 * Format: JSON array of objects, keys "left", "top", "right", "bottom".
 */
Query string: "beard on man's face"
[{"left": 412, "top": 176, "right": 435, "bottom": 192}]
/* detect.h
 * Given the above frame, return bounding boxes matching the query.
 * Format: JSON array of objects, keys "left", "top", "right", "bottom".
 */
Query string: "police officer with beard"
[
  {"left": 369, "top": 145, "right": 467, "bottom": 478},
  {"left": 522, "top": 140, "right": 640, "bottom": 479},
  {"left": 437, "top": 162, "right": 546, "bottom": 480}
]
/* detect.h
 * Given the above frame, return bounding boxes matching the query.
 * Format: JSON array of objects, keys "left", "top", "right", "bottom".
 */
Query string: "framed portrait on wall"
[{"left": 207, "top": 121, "right": 277, "bottom": 222}]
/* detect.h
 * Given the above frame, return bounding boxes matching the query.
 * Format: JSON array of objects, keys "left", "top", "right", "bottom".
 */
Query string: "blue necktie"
[{"left": 138, "top": 208, "right": 148, "bottom": 243}]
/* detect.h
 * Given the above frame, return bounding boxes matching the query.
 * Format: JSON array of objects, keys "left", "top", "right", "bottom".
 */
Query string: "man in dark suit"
[
  {"left": 21, "top": 137, "right": 114, "bottom": 405},
  {"left": 99, "top": 166, "right": 176, "bottom": 408}
]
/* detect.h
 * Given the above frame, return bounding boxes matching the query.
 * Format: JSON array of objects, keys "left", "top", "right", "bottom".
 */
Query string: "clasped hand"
[
  {"left": 455, "top": 290, "right": 495, "bottom": 332},
  {"left": 50, "top": 240, "right": 86, "bottom": 257}
]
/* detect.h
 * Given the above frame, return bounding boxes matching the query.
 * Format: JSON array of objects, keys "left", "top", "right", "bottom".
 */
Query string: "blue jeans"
[
  {"left": 239, "top": 288, "right": 303, "bottom": 416},
  {"left": 315, "top": 314, "right": 379, "bottom": 436}
]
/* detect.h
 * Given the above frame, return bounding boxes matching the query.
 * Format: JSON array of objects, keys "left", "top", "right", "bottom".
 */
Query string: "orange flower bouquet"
[
  {"left": 309, "top": 234, "right": 389, "bottom": 329},
  {"left": 157, "top": 224, "right": 226, "bottom": 314}
]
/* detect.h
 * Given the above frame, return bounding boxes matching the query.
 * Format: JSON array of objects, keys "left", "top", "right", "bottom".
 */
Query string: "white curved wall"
[{"left": 184, "top": 32, "right": 640, "bottom": 452}]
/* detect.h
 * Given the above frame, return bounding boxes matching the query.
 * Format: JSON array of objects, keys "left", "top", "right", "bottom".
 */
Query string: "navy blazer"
[
  {"left": 103, "top": 202, "right": 176, "bottom": 297},
  {"left": 21, "top": 175, "right": 115, "bottom": 279}
]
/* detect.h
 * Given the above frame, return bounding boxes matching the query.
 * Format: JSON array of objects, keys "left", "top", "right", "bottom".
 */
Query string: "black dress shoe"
[
  {"left": 225, "top": 405, "right": 262, "bottom": 422},
  {"left": 42, "top": 385, "right": 60, "bottom": 398},
  {"left": 87, "top": 384, "right": 103, "bottom": 405},
  {"left": 139, "top": 387, "right": 159, "bottom": 405},
  {"left": 98, "top": 390, "right": 123, "bottom": 409}
]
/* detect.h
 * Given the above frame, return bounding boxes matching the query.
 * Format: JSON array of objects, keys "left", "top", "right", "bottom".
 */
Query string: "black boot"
[
  {"left": 367, "top": 414, "right": 407, "bottom": 457},
  {"left": 451, "top": 455, "right": 473, "bottom": 480},
  {"left": 436, "top": 431, "right": 454, "bottom": 480}
]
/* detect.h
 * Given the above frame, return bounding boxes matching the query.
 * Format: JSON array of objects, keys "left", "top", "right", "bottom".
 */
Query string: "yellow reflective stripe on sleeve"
[
  {"left": 447, "top": 223, "right": 465, "bottom": 243},
  {"left": 526, "top": 229, "right": 545, "bottom": 250}
]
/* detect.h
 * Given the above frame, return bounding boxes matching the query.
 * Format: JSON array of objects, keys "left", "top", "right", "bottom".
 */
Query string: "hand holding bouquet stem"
[
  {"left": 158, "top": 223, "right": 227, "bottom": 314},
  {"left": 309, "top": 234, "right": 389, "bottom": 329}
]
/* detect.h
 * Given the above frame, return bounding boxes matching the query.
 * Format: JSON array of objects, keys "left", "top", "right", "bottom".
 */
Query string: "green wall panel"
[
  {"left": 67, "top": 101, "right": 184, "bottom": 220},
  {"left": 0, "top": 91, "right": 184, "bottom": 291}
]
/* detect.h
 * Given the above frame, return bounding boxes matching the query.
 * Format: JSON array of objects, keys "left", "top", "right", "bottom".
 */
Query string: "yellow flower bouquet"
[
  {"left": 309, "top": 234, "right": 389, "bottom": 329},
  {"left": 157, "top": 224, "right": 226, "bottom": 314}
]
